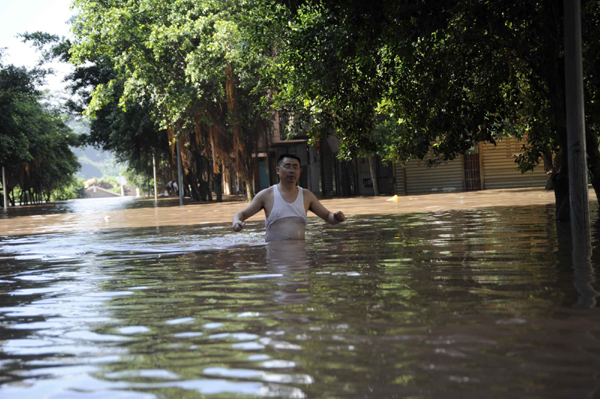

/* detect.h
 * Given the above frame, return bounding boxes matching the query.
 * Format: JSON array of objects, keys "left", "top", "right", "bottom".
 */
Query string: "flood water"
[{"left": 1, "top": 197, "right": 599, "bottom": 398}]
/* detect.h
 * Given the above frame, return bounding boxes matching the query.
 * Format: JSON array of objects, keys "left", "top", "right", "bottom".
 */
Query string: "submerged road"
[{"left": 0, "top": 187, "right": 595, "bottom": 236}]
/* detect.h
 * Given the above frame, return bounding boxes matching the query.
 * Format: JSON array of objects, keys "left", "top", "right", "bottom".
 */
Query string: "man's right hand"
[{"left": 232, "top": 220, "right": 245, "bottom": 232}]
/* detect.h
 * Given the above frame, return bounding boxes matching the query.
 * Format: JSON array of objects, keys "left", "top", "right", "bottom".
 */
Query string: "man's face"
[{"left": 277, "top": 157, "right": 301, "bottom": 183}]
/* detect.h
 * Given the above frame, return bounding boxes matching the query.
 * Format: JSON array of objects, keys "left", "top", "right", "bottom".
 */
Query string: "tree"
[
  {"left": 69, "top": 0, "right": 275, "bottom": 201},
  {"left": 258, "top": 0, "right": 600, "bottom": 219},
  {"left": 0, "top": 52, "right": 80, "bottom": 206}
]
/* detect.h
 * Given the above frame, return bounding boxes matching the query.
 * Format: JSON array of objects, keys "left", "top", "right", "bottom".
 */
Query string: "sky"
[
  {"left": 0, "top": 0, "right": 119, "bottom": 178},
  {"left": 0, "top": 0, "right": 76, "bottom": 93}
]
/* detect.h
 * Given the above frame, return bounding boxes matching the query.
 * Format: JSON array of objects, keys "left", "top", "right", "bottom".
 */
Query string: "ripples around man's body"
[{"left": 1, "top": 204, "right": 600, "bottom": 398}]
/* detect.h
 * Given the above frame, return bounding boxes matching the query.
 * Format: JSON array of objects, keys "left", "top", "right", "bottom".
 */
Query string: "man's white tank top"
[{"left": 265, "top": 185, "right": 307, "bottom": 241}]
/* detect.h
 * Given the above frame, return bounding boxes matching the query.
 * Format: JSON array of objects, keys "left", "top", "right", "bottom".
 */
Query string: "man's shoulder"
[
  {"left": 255, "top": 186, "right": 274, "bottom": 200},
  {"left": 258, "top": 186, "right": 275, "bottom": 194},
  {"left": 301, "top": 187, "right": 315, "bottom": 195},
  {"left": 302, "top": 188, "right": 318, "bottom": 201}
]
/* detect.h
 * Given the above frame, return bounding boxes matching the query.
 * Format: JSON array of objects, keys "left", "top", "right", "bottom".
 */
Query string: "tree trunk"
[
  {"left": 207, "top": 165, "right": 213, "bottom": 202},
  {"left": 192, "top": 156, "right": 206, "bottom": 201},
  {"left": 553, "top": 149, "right": 571, "bottom": 221},
  {"left": 542, "top": 151, "right": 554, "bottom": 190},
  {"left": 186, "top": 173, "right": 203, "bottom": 201},
  {"left": 585, "top": 130, "right": 600, "bottom": 203},
  {"left": 245, "top": 179, "right": 254, "bottom": 201},
  {"left": 368, "top": 156, "right": 379, "bottom": 196},
  {"left": 215, "top": 173, "right": 223, "bottom": 203},
  {"left": 536, "top": 5, "right": 569, "bottom": 221},
  {"left": 545, "top": 68, "right": 569, "bottom": 220}
]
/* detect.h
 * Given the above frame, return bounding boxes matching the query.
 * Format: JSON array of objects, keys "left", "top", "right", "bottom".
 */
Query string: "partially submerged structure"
[{"left": 85, "top": 185, "right": 122, "bottom": 198}]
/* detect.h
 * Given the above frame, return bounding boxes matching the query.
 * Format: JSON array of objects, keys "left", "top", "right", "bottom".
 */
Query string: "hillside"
[{"left": 67, "top": 118, "right": 121, "bottom": 180}]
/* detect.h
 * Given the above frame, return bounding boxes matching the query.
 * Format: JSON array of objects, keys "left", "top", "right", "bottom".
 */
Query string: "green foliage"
[
  {"left": 54, "top": 177, "right": 88, "bottom": 200},
  {"left": 70, "top": 0, "right": 267, "bottom": 126},
  {"left": 0, "top": 52, "right": 81, "bottom": 205},
  {"left": 66, "top": 0, "right": 277, "bottom": 201},
  {"left": 24, "top": 0, "right": 600, "bottom": 210},
  {"left": 120, "top": 168, "right": 148, "bottom": 191},
  {"left": 258, "top": 0, "right": 599, "bottom": 176}
]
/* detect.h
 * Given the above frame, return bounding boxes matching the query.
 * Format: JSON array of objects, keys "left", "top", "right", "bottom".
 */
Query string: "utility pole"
[
  {"left": 153, "top": 153, "right": 158, "bottom": 201},
  {"left": 176, "top": 140, "right": 184, "bottom": 206},
  {"left": 564, "top": 0, "right": 596, "bottom": 307},
  {"left": 2, "top": 166, "right": 7, "bottom": 210},
  {"left": 564, "top": 0, "right": 590, "bottom": 248}
]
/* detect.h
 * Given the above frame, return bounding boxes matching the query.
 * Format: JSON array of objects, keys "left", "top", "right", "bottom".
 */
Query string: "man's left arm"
[{"left": 306, "top": 190, "right": 345, "bottom": 224}]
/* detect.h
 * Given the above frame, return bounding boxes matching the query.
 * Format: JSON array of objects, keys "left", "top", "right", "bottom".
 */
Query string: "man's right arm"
[{"left": 232, "top": 191, "right": 266, "bottom": 232}]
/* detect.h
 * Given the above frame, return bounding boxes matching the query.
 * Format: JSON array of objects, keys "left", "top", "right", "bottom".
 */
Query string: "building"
[
  {"left": 393, "top": 137, "right": 548, "bottom": 195},
  {"left": 249, "top": 113, "right": 395, "bottom": 197},
  {"left": 85, "top": 185, "right": 122, "bottom": 198},
  {"left": 242, "top": 118, "right": 547, "bottom": 198}
]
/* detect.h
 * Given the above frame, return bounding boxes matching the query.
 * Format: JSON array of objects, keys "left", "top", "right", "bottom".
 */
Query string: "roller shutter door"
[
  {"left": 481, "top": 137, "right": 547, "bottom": 189},
  {"left": 405, "top": 155, "right": 464, "bottom": 195}
]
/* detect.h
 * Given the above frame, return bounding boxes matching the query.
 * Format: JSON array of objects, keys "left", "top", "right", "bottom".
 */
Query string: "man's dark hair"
[{"left": 277, "top": 154, "right": 301, "bottom": 167}]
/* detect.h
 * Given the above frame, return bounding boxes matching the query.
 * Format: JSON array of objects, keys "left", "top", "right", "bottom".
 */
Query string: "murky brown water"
[
  {"left": 0, "top": 188, "right": 570, "bottom": 236},
  {"left": 1, "top": 193, "right": 600, "bottom": 398}
]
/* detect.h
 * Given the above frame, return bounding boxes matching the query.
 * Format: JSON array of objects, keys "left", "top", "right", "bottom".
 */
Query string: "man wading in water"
[{"left": 232, "top": 154, "right": 345, "bottom": 241}]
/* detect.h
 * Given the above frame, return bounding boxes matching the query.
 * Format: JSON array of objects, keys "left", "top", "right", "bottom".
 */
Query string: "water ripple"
[{"left": 0, "top": 206, "right": 599, "bottom": 398}]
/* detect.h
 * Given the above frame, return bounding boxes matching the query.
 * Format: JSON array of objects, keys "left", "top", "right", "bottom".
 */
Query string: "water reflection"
[
  {"left": 554, "top": 220, "right": 599, "bottom": 309},
  {"left": 0, "top": 196, "right": 249, "bottom": 237},
  {"left": 572, "top": 220, "right": 600, "bottom": 308},
  {"left": 0, "top": 196, "right": 197, "bottom": 218},
  {"left": 265, "top": 240, "right": 309, "bottom": 305},
  {"left": 0, "top": 203, "right": 599, "bottom": 398}
]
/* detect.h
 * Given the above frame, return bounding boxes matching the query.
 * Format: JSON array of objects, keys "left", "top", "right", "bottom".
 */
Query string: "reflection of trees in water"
[
  {"left": 543, "top": 201, "right": 599, "bottom": 308},
  {"left": 26, "top": 205, "right": 595, "bottom": 397},
  {"left": 555, "top": 209, "right": 599, "bottom": 308},
  {"left": 296, "top": 207, "right": 600, "bottom": 396},
  {"left": 89, "top": 247, "right": 279, "bottom": 390},
  {"left": 309, "top": 206, "right": 582, "bottom": 322}
]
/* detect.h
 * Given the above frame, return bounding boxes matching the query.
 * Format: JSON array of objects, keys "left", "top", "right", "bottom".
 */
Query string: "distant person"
[
  {"left": 232, "top": 154, "right": 345, "bottom": 241},
  {"left": 166, "top": 181, "right": 174, "bottom": 195}
]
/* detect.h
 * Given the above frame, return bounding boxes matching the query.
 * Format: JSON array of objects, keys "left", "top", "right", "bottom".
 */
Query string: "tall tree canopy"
[
  {"left": 69, "top": 0, "right": 275, "bottom": 200},
  {"left": 0, "top": 52, "right": 80, "bottom": 206},
  {"left": 61, "top": 0, "right": 600, "bottom": 214},
  {"left": 260, "top": 0, "right": 600, "bottom": 219}
]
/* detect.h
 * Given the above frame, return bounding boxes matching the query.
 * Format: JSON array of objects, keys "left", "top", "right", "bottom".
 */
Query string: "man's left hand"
[{"left": 333, "top": 211, "right": 345, "bottom": 223}]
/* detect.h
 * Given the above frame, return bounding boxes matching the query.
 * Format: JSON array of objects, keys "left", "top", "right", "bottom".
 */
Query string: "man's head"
[
  {"left": 277, "top": 154, "right": 301, "bottom": 168},
  {"left": 276, "top": 154, "right": 302, "bottom": 184}
]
